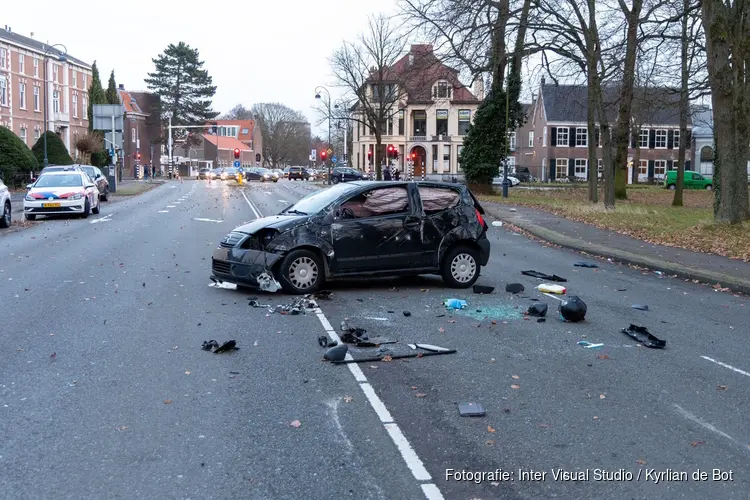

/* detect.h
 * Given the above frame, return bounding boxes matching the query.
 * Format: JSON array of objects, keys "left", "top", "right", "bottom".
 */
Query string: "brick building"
[{"left": 117, "top": 84, "right": 161, "bottom": 177}]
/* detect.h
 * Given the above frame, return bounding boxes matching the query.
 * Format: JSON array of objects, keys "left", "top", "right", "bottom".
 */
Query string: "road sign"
[
  {"left": 327, "top": 148, "right": 333, "bottom": 155},
  {"left": 233, "top": 160, "right": 241, "bottom": 168},
  {"left": 310, "top": 149, "right": 317, "bottom": 161},
  {"left": 109, "top": 148, "right": 114, "bottom": 157},
  {"left": 331, "top": 155, "right": 338, "bottom": 164}
]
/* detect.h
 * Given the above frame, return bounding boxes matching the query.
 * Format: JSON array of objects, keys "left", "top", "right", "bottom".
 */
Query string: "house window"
[
  {"left": 443, "top": 144, "right": 451, "bottom": 171},
  {"left": 638, "top": 159, "right": 648, "bottom": 175},
  {"left": 457, "top": 145, "right": 464, "bottom": 170},
  {"left": 53, "top": 91, "right": 59, "bottom": 113},
  {"left": 34, "top": 86, "right": 40, "bottom": 111},
  {"left": 20, "top": 127, "right": 27, "bottom": 144},
  {"left": 435, "top": 81, "right": 449, "bottom": 98},
  {"left": 654, "top": 159, "right": 667, "bottom": 177},
  {"left": 574, "top": 159, "right": 587, "bottom": 177},
  {"left": 0, "top": 48, "right": 5, "bottom": 69},
  {"left": 82, "top": 94, "right": 87, "bottom": 118},
  {"left": 53, "top": 64, "right": 59, "bottom": 83},
  {"left": 33, "top": 57, "right": 39, "bottom": 77},
  {"left": 82, "top": 74, "right": 87, "bottom": 88},
  {"left": 73, "top": 71, "right": 77, "bottom": 87},
  {"left": 242, "top": 128, "right": 249, "bottom": 134},
  {"left": 458, "top": 109, "right": 471, "bottom": 135},
  {"left": 19, "top": 83, "right": 26, "bottom": 109},
  {"left": 598, "top": 159, "right": 604, "bottom": 176},
  {"left": 413, "top": 110, "right": 426, "bottom": 136},
  {"left": 436, "top": 109, "right": 448, "bottom": 136},
  {"left": 673, "top": 130, "right": 680, "bottom": 149},
  {"left": 388, "top": 118, "right": 393, "bottom": 136},
  {"left": 398, "top": 109, "right": 404, "bottom": 135},
  {"left": 506, "top": 156, "right": 516, "bottom": 169},
  {"left": 19, "top": 53, "right": 24, "bottom": 74},
  {"left": 543, "top": 126, "right": 547, "bottom": 146},
  {"left": 508, "top": 131, "right": 516, "bottom": 151},
  {"left": 72, "top": 93, "right": 78, "bottom": 118},
  {"left": 556, "top": 127, "right": 569, "bottom": 146},
  {"left": 638, "top": 129, "right": 649, "bottom": 148},
  {"left": 556, "top": 158, "right": 568, "bottom": 178},
  {"left": 655, "top": 129, "right": 667, "bottom": 148},
  {"left": 132, "top": 128, "right": 136, "bottom": 142},
  {"left": 575, "top": 127, "right": 587, "bottom": 147},
  {"left": 0, "top": 77, "right": 6, "bottom": 106},
  {"left": 528, "top": 131, "right": 534, "bottom": 147}
]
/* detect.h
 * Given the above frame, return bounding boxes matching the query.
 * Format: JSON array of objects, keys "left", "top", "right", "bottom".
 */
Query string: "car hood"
[
  {"left": 233, "top": 215, "right": 310, "bottom": 234},
  {"left": 27, "top": 186, "right": 85, "bottom": 199}
]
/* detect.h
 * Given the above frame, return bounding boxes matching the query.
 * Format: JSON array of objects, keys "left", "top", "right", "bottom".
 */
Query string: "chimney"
[
  {"left": 30, "top": 32, "right": 34, "bottom": 38},
  {"left": 473, "top": 77, "right": 485, "bottom": 100},
  {"left": 540, "top": 76, "right": 546, "bottom": 86},
  {"left": 118, "top": 84, "right": 125, "bottom": 90}
]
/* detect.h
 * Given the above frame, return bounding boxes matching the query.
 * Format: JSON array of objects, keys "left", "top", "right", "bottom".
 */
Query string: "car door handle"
[{"left": 403, "top": 216, "right": 420, "bottom": 228}]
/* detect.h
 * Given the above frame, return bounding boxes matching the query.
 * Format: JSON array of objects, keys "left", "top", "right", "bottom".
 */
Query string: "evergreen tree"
[
  {"left": 87, "top": 61, "right": 107, "bottom": 133},
  {"left": 145, "top": 42, "right": 218, "bottom": 152},
  {"left": 105, "top": 70, "right": 120, "bottom": 105},
  {"left": 0, "top": 126, "right": 38, "bottom": 179},
  {"left": 31, "top": 132, "right": 74, "bottom": 165}
]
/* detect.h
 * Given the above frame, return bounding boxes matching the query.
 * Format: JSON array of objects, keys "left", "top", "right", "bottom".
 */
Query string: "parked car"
[
  {"left": 198, "top": 168, "right": 211, "bottom": 180},
  {"left": 664, "top": 170, "right": 713, "bottom": 190},
  {"left": 211, "top": 181, "right": 490, "bottom": 294},
  {"left": 287, "top": 166, "right": 309, "bottom": 181},
  {"left": 511, "top": 166, "right": 534, "bottom": 182},
  {"left": 272, "top": 169, "right": 284, "bottom": 179},
  {"left": 24, "top": 171, "right": 101, "bottom": 220},
  {"left": 224, "top": 167, "right": 241, "bottom": 181},
  {"left": 493, "top": 175, "right": 520, "bottom": 187},
  {"left": 0, "top": 176, "right": 11, "bottom": 229},
  {"left": 331, "top": 167, "right": 366, "bottom": 184},
  {"left": 40, "top": 165, "right": 84, "bottom": 175},
  {"left": 79, "top": 165, "right": 109, "bottom": 201},
  {"left": 246, "top": 167, "right": 279, "bottom": 182}
]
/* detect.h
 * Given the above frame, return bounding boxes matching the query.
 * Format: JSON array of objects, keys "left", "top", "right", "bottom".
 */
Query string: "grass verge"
[
  {"left": 479, "top": 187, "right": 750, "bottom": 261},
  {"left": 112, "top": 182, "right": 159, "bottom": 196}
]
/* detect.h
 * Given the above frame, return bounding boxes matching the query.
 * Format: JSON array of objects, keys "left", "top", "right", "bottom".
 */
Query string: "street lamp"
[
  {"left": 42, "top": 44, "right": 68, "bottom": 168},
  {"left": 315, "top": 86, "right": 332, "bottom": 185}
]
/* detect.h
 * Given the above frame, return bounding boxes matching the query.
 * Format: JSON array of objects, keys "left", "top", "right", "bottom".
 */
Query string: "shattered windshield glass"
[{"left": 283, "top": 183, "right": 359, "bottom": 215}]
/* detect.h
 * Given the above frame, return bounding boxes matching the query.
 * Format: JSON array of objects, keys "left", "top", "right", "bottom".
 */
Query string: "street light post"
[
  {"left": 41, "top": 44, "right": 68, "bottom": 168},
  {"left": 315, "top": 86, "right": 332, "bottom": 185}
]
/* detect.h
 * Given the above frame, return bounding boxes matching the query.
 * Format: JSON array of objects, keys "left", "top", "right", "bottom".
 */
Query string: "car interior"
[{"left": 339, "top": 187, "right": 410, "bottom": 219}]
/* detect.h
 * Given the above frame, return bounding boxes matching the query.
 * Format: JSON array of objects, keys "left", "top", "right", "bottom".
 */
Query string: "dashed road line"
[
  {"left": 701, "top": 356, "right": 750, "bottom": 378},
  {"left": 240, "top": 189, "right": 263, "bottom": 219},
  {"left": 158, "top": 210, "right": 169, "bottom": 213},
  {"left": 167, "top": 205, "right": 176, "bottom": 208}
]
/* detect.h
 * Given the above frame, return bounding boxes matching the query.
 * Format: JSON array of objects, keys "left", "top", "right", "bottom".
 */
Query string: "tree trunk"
[
  {"left": 491, "top": 0, "right": 510, "bottom": 91},
  {"left": 586, "top": 68, "right": 599, "bottom": 203},
  {"left": 601, "top": 122, "right": 615, "bottom": 208},
  {"left": 673, "top": 0, "right": 690, "bottom": 207},
  {"left": 374, "top": 133, "right": 383, "bottom": 180},
  {"left": 702, "top": 0, "right": 750, "bottom": 222},
  {"left": 613, "top": 0, "right": 643, "bottom": 200},
  {"left": 631, "top": 125, "right": 641, "bottom": 184}
]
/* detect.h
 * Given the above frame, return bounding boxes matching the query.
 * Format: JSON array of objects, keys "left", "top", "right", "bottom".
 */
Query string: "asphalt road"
[{"left": 1, "top": 178, "right": 748, "bottom": 500}]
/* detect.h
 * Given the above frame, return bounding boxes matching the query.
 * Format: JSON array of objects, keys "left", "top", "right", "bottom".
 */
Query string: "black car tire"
[
  {"left": 1, "top": 201, "right": 10, "bottom": 228},
  {"left": 101, "top": 189, "right": 108, "bottom": 202},
  {"left": 278, "top": 249, "right": 324, "bottom": 294},
  {"left": 332, "top": 176, "right": 340, "bottom": 184},
  {"left": 92, "top": 198, "right": 100, "bottom": 214},
  {"left": 441, "top": 245, "right": 481, "bottom": 288},
  {"left": 25, "top": 214, "right": 36, "bottom": 221},
  {"left": 81, "top": 199, "right": 91, "bottom": 219}
]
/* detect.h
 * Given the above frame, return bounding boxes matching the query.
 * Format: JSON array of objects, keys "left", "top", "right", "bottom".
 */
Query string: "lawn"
[
  {"left": 112, "top": 182, "right": 160, "bottom": 196},
  {"left": 479, "top": 186, "right": 750, "bottom": 261}
]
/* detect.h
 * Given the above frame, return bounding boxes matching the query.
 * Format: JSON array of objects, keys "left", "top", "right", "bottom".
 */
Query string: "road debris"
[
  {"left": 473, "top": 284, "right": 495, "bottom": 294},
  {"left": 201, "top": 340, "right": 239, "bottom": 353},
  {"left": 527, "top": 303, "right": 548, "bottom": 317},
  {"left": 536, "top": 283, "right": 566, "bottom": 294},
  {"left": 324, "top": 344, "right": 348, "bottom": 361},
  {"left": 403, "top": 311, "right": 411, "bottom": 317},
  {"left": 318, "top": 336, "right": 338, "bottom": 347},
  {"left": 311, "top": 290, "right": 332, "bottom": 300},
  {"left": 631, "top": 304, "right": 649, "bottom": 311},
  {"left": 577, "top": 341, "right": 604, "bottom": 348},
  {"left": 522, "top": 270, "right": 567, "bottom": 282},
  {"left": 257, "top": 272, "right": 281, "bottom": 292},
  {"left": 458, "top": 402, "right": 486, "bottom": 417},
  {"left": 444, "top": 298, "right": 467, "bottom": 309},
  {"left": 574, "top": 262, "right": 599, "bottom": 268},
  {"left": 331, "top": 344, "right": 456, "bottom": 364},
  {"left": 560, "top": 296, "right": 587, "bottom": 322},
  {"left": 505, "top": 283, "right": 525, "bottom": 294},
  {"left": 621, "top": 324, "right": 666, "bottom": 348}
]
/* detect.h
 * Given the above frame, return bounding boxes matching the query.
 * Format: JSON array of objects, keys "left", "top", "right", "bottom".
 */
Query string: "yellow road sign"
[{"left": 327, "top": 148, "right": 333, "bottom": 155}]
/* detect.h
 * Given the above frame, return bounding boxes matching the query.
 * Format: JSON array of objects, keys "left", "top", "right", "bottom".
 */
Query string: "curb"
[{"left": 483, "top": 205, "right": 750, "bottom": 296}]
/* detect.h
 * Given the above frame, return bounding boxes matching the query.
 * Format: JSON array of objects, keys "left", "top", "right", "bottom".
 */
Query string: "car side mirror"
[
  {"left": 26, "top": 184, "right": 33, "bottom": 189},
  {"left": 86, "top": 184, "right": 95, "bottom": 189}
]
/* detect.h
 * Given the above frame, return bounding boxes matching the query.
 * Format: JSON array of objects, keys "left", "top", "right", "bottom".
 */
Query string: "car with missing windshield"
[
  {"left": 211, "top": 180, "right": 490, "bottom": 294},
  {"left": 24, "top": 171, "right": 101, "bottom": 220}
]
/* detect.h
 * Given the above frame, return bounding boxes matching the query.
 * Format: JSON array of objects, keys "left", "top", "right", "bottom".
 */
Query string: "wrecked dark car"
[{"left": 211, "top": 181, "right": 491, "bottom": 294}]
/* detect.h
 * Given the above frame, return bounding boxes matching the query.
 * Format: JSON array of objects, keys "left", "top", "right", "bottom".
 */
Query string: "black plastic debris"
[
  {"left": 631, "top": 304, "right": 649, "bottom": 311},
  {"left": 616, "top": 288, "right": 627, "bottom": 292},
  {"left": 201, "top": 340, "right": 239, "bottom": 353},
  {"left": 248, "top": 299, "right": 270, "bottom": 308},
  {"left": 537, "top": 318, "right": 546, "bottom": 323},
  {"left": 574, "top": 262, "right": 599, "bottom": 268},
  {"left": 332, "top": 346, "right": 457, "bottom": 364},
  {"left": 271, "top": 296, "right": 317, "bottom": 315},
  {"left": 324, "top": 344, "right": 349, "bottom": 361},
  {"left": 559, "top": 296, "right": 587, "bottom": 322},
  {"left": 622, "top": 324, "right": 666, "bottom": 348},
  {"left": 403, "top": 311, "right": 412, "bottom": 317},
  {"left": 311, "top": 290, "right": 333, "bottom": 300},
  {"left": 473, "top": 285, "right": 495, "bottom": 294},
  {"left": 341, "top": 320, "right": 367, "bottom": 337},
  {"left": 506, "top": 283, "right": 525, "bottom": 294},
  {"left": 318, "top": 336, "right": 338, "bottom": 348},
  {"left": 527, "top": 303, "right": 548, "bottom": 317},
  {"left": 521, "top": 270, "right": 567, "bottom": 282},
  {"left": 458, "top": 402, "right": 486, "bottom": 417}
]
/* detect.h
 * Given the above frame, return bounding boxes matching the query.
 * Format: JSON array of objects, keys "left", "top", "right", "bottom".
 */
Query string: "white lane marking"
[
  {"left": 90, "top": 213, "right": 114, "bottom": 224},
  {"left": 673, "top": 404, "right": 736, "bottom": 442},
  {"left": 278, "top": 199, "right": 288, "bottom": 204},
  {"left": 264, "top": 191, "right": 272, "bottom": 195},
  {"left": 175, "top": 201, "right": 181, "bottom": 204},
  {"left": 193, "top": 218, "right": 223, "bottom": 223},
  {"left": 158, "top": 210, "right": 169, "bottom": 213},
  {"left": 701, "top": 356, "right": 750, "bottom": 378},
  {"left": 364, "top": 317, "right": 389, "bottom": 321},
  {"left": 240, "top": 189, "right": 263, "bottom": 219},
  {"left": 384, "top": 424, "right": 432, "bottom": 481},
  {"left": 167, "top": 205, "right": 176, "bottom": 208},
  {"left": 360, "top": 383, "right": 394, "bottom": 423},
  {"left": 421, "top": 484, "right": 445, "bottom": 500}
]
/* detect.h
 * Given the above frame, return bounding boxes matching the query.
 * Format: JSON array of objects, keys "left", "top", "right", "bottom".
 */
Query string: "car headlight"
[
  {"left": 70, "top": 193, "right": 84, "bottom": 200},
  {"left": 263, "top": 174, "right": 270, "bottom": 178},
  {"left": 25, "top": 194, "right": 34, "bottom": 201}
]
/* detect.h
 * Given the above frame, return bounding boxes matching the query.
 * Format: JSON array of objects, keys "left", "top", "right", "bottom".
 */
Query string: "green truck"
[{"left": 664, "top": 170, "right": 713, "bottom": 190}]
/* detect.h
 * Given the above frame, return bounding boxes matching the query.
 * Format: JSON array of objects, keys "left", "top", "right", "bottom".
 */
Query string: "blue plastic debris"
[
  {"left": 444, "top": 298, "right": 467, "bottom": 310},
  {"left": 577, "top": 341, "right": 604, "bottom": 348}
]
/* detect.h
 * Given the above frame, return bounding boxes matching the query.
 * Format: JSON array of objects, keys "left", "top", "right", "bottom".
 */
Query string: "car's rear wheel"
[
  {"left": 332, "top": 176, "right": 340, "bottom": 184},
  {"left": 101, "top": 189, "right": 109, "bottom": 202},
  {"left": 278, "top": 249, "right": 324, "bottom": 294},
  {"left": 1, "top": 201, "right": 10, "bottom": 228},
  {"left": 667, "top": 184, "right": 676, "bottom": 190},
  {"left": 706, "top": 185, "right": 713, "bottom": 190},
  {"left": 441, "top": 245, "right": 480, "bottom": 288}
]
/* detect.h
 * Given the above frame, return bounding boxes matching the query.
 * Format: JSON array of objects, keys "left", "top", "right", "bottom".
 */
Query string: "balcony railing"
[
  {"left": 432, "top": 135, "right": 452, "bottom": 142},
  {"left": 53, "top": 111, "right": 70, "bottom": 122},
  {"left": 409, "top": 135, "right": 427, "bottom": 142}
]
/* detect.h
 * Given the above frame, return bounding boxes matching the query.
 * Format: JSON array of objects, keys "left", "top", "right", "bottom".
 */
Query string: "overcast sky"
[{"left": 6, "top": 0, "right": 399, "bottom": 134}]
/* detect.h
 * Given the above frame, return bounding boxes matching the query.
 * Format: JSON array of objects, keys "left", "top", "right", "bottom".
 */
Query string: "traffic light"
[
  {"left": 136, "top": 152, "right": 141, "bottom": 161},
  {"left": 411, "top": 152, "right": 416, "bottom": 160},
  {"left": 368, "top": 150, "right": 373, "bottom": 158},
  {"left": 321, "top": 150, "right": 327, "bottom": 161},
  {"left": 387, "top": 145, "right": 394, "bottom": 156},
  {"left": 233, "top": 148, "right": 240, "bottom": 160}
]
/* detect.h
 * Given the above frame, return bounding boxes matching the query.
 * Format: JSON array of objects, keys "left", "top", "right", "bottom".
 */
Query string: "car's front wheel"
[
  {"left": 101, "top": 189, "right": 109, "bottom": 202},
  {"left": 1, "top": 201, "right": 11, "bottom": 228},
  {"left": 441, "top": 245, "right": 480, "bottom": 288},
  {"left": 92, "top": 197, "right": 100, "bottom": 214},
  {"left": 332, "top": 176, "right": 340, "bottom": 184},
  {"left": 667, "top": 184, "right": 676, "bottom": 190},
  {"left": 278, "top": 249, "right": 324, "bottom": 294},
  {"left": 705, "top": 185, "right": 713, "bottom": 190},
  {"left": 81, "top": 199, "right": 91, "bottom": 218}
]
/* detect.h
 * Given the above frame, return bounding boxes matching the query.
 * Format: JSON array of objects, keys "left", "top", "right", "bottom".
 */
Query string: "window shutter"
[
  {"left": 549, "top": 158, "right": 556, "bottom": 180},
  {"left": 550, "top": 127, "right": 557, "bottom": 146},
  {"left": 568, "top": 158, "right": 575, "bottom": 177},
  {"left": 630, "top": 130, "right": 636, "bottom": 148},
  {"left": 568, "top": 127, "right": 575, "bottom": 147},
  {"left": 667, "top": 130, "right": 674, "bottom": 149},
  {"left": 648, "top": 130, "right": 656, "bottom": 149},
  {"left": 647, "top": 160, "right": 655, "bottom": 178}
]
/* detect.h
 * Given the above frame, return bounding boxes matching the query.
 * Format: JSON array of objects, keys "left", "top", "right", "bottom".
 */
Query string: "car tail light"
[{"left": 475, "top": 208, "right": 487, "bottom": 231}]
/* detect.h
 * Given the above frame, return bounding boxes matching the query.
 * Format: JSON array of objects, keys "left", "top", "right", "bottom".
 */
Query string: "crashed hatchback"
[{"left": 211, "top": 181, "right": 491, "bottom": 294}]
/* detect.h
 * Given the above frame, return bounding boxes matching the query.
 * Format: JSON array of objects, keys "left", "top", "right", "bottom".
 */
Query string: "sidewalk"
[{"left": 482, "top": 202, "right": 750, "bottom": 295}]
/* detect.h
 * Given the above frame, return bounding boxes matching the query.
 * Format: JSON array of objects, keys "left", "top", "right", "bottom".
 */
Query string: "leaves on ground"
[
  {"left": 415, "top": 393, "right": 426, "bottom": 398},
  {"left": 116, "top": 426, "right": 129, "bottom": 431},
  {"left": 717, "top": 385, "right": 728, "bottom": 390},
  {"left": 636, "top": 459, "right": 647, "bottom": 465},
  {"left": 691, "top": 441, "right": 705, "bottom": 447},
  {"left": 290, "top": 420, "right": 301, "bottom": 428},
  {"left": 487, "top": 425, "right": 496, "bottom": 433},
  {"left": 511, "top": 375, "right": 520, "bottom": 379},
  {"left": 511, "top": 384, "right": 520, "bottom": 389},
  {"left": 343, "top": 396, "right": 353, "bottom": 403},
  {"left": 597, "top": 354, "right": 610, "bottom": 360},
  {"left": 599, "top": 394, "right": 606, "bottom": 399},
  {"left": 438, "top": 327, "right": 445, "bottom": 333},
  {"left": 411, "top": 386, "right": 418, "bottom": 390},
  {"left": 382, "top": 354, "right": 393, "bottom": 362},
  {"left": 164, "top": 400, "right": 173, "bottom": 404}
]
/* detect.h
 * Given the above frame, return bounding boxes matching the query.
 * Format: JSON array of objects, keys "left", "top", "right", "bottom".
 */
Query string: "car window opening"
[
  {"left": 341, "top": 187, "right": 410, "bottom": 219},
  {"left": 418, "top": 187, "right": 460, "bottom": 214}
]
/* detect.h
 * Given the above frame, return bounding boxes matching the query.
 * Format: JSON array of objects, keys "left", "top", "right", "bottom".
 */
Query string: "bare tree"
[
  {"left": 701, "top": 0, "right": 750, "bottom": 222},
  {"left": 251, "top": 103, "right": 310, "bottom": 169},
  {"left": 327, "top": 14, "right": 409, "bottom": 180},
  {"left": 221, "top": 104, "right": 254, "bottom": 120},
  {"left": 73, "top": 133, "right": 104, "bottom": 165}
]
